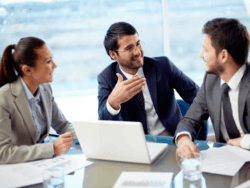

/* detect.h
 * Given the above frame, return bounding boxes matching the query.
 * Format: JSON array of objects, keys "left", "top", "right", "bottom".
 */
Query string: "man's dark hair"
[
  {"left": 104, "top": 22, "right": 138, "bottom": 59},
  {"left": 202, "top": 18, "right": 249, "bottom": 66}
]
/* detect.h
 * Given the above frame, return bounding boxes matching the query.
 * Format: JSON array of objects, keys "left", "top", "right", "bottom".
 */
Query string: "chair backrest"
[{"left": 177, "top": 99, "right": 208, "bottom": 141}]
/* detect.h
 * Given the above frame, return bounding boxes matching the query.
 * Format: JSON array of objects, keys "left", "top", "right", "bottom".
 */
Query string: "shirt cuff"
[
  {"left": 175, "top": 131, "right": 192, "bottom": 147},
  {"left": 106, "top": 100, "right": 121, "bottom": 115},
  {"left": 240, "top": 134, "right": 250, "bottom": 149}
]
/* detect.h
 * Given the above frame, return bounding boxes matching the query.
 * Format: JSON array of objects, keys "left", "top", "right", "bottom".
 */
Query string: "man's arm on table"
[
  {"left": 174, "top": 74, "right": 210, "bottom": 156},
  {"left": 98, "top": 73, "right": 146, "bottom": 120}
]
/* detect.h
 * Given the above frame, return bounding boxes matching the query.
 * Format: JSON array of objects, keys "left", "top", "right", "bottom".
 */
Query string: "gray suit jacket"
[
  {"left": 0, "top": 77, "right": 74, "bottom": 164},
  {"left": 174, "top": 63, "right": 250, "bottom": 143}
]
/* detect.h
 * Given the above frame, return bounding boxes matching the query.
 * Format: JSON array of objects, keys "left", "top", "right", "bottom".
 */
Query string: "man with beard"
[
  {"left": 98, "top": 22, "right": 200, "bottom": 137},
  {"left": 175, "top": 18, "right": 250, "bottom": 155}
]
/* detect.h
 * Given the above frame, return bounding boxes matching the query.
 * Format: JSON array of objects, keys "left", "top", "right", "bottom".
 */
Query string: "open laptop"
[{"left": 72, "top": 120, "right": 168, "bottom": 164}]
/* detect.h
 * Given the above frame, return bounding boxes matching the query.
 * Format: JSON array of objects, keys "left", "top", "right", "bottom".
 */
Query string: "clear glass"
[
  {"left": 181, "top": 152, "right": 202, "bottom": 188},
  {"left": 43, "top": 165, "right": 64, "bottom": 188}
]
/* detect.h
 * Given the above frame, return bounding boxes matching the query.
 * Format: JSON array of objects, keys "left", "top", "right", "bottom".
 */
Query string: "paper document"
[
  {"left": 113, "top": 172, "right": 174, "bottom": 188},
  {"left": 200, "top": 145, "right": 250, "bottom": 176},
  {"left": 0, "top": 155, "right": 93, "bottom": 188}
]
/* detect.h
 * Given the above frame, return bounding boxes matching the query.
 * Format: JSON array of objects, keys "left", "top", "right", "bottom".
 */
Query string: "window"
[
  {"left": 0, "top": 0, "right": 163, "bottom": 121},
  {"left": 0, "top": 0, "right": 164, "bottom": 99},
  {"left": 167, "top": 0, "right": 250, "bottom": 86},
  {"left": 167, "top": 0, "right": 250, "bottom": 138}
]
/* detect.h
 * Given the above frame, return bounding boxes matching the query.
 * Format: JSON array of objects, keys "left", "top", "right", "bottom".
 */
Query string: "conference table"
[{"left": 24, "top": 135, "right": 250, "bottom": 188}]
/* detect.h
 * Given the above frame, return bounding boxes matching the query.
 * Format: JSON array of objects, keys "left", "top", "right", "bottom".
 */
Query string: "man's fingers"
[
  {"left": 194, "top": 147, "right": 200, "bottom": 153},
  {"left": 129, "top": 80, "right": 147, "bottom": 97},
  {"left": 131, "top": 86, "right": 144, "bottom": 96},
  {"left": 123, "top": 76, "right": 145, "bottom": 85},
  {"left": 116, "top": 73, "right": 123, "bottom": 83},
  {"left": 126, "top": 79, "right": 146, "bottom": 91},
  {"left": 177, "top": 141, "right": 199, "bottom": 157},
  {"left": 182, "top": 147, "right": 192, "bottom": 155},
  {"left": 189, "top": 143, "right": 198, "bottom": 152}
]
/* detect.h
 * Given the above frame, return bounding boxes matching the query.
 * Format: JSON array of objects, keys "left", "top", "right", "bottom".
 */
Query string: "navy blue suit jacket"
[{"left": 98, "top": 56, "right": 199, "bottom": 136}]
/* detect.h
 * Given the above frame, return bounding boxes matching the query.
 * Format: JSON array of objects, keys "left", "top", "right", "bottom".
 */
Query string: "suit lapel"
[
  {"left": 238, "top": 65, "right": 250, "bottom": 133},
  {"left": 11, "top": 78, "right": 37, "bottom": 144},
  {"left": 40, "top": 86, "right": 52, "bottom": 139},
  {"left": 213, "top": 78, "right": 223, "bottom": 142}
]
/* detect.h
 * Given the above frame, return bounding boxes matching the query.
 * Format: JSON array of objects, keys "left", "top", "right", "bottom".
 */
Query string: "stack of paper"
[
  {"left": 113, "top": 172, "right": 174, "bottom": 188},
  {"left": 200, "top": 145, "right": 250, "bottom": 176},
  {"left": 0, "top": 155, "right": 93, "bottom": 188}
]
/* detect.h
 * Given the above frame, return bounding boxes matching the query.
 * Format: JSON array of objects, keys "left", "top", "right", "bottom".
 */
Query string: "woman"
[{"left": 0, "top": 37, "right": 76, "bottom": 164}]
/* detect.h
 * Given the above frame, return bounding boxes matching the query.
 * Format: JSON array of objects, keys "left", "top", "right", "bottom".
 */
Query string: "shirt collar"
[
  {"left": 119, "top": 66, "right": 144, "bottom": 79},
  {"left": 220, "top": 64, "right": 246, "bottom": 90},
  {"left": 20, "top": 77, "right": 41, "bottom": 102}
]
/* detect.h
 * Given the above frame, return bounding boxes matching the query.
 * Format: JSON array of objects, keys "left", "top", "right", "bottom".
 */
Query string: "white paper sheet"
[
  {"left": 222, "top": 145, "right": 250, "bottom": 160},
  {"left": 0, "top": 155, "right": 93, "bottom": 188},
  {"left": 201, "top": 161, "right": 245, "bottom": 176},
  {"left": 200, "top": 145, "right": 250, "bottom": 176},
  {"left": 113, "top": 172, "right": 174, "bottom": 188}
]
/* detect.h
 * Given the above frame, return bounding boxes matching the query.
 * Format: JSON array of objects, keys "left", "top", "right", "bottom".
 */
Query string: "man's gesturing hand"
[
  {"left": 108, "top": 73, "right": 146, "bottom": 110},
  {"left": 53, "top": 132, "right": 73, "bottom": 155}
]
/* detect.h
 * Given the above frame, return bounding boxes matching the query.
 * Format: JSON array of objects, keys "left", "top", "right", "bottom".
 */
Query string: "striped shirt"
[{"left": 20, "top": 77, "right": 47, "bottom": 143}]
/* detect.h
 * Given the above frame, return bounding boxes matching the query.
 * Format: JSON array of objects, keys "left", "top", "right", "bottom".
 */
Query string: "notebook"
[{"left": 72, "top": 120, "right": 168, "bottom": 164}]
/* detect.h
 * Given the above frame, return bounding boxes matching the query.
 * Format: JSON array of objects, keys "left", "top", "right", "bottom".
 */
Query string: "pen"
[
  {"left": 49, "top": 134, "right": 78, "bottom": 141},
  {"left": 195, "top": 143, "right": 201, "bottom": 148},
  {"left": 49, "top": 134, "right": 59, "bottom": 137}
]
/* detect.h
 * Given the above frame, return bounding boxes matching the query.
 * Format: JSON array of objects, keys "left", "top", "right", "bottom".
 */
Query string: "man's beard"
[
  {"left": 119, "top": 55, "right": 143, "bottom": 70},
  {"left": 206, "top": 60, "right": 224, "bottom": 76}
]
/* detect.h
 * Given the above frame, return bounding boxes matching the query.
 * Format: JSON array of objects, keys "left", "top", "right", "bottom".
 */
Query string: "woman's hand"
[{"left": 53, "top": 132, "right": 73, "bottom": 155}]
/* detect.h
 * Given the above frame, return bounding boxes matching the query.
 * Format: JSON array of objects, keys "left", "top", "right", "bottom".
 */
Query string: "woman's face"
[{"left": 31, "top": 44, "right": 57, "bottom": 84}]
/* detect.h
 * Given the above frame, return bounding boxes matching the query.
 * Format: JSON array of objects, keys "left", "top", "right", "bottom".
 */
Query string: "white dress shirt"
[
  {"left": 176, "top": 64, "right": 250, "bottom": 149},
  {"left": 220, "top": 64, "right": 250, "bottom": 149},
  {"left": 106, "top": 67, "right": 171, "bottom": 136}
]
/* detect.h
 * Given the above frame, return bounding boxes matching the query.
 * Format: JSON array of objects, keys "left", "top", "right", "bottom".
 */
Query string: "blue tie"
[{"left": 136, "top": 90, "right": 147, "bottom": 133}]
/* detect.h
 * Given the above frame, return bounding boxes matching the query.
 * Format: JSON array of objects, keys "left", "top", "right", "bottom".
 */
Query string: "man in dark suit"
[
  {"left": 175, "top": 18, "right": 250, "bottom": 155},
  {"left": 98, "top": 22, "right": 199, "bottom": 136}
]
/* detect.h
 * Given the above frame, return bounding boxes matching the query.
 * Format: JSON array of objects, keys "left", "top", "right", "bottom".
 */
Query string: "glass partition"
[{"left": 0, "top": 0, "right": 163, "bottom": 98}]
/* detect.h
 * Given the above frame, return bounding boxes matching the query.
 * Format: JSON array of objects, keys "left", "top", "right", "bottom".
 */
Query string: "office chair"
[{"left": 177, "top": 99, "right": 208, "bottom": 141}]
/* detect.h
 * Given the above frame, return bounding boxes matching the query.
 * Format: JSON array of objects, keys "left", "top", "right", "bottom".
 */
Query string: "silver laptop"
[{"left": 72, "top": 120, "right": 168, "bottom": 164}]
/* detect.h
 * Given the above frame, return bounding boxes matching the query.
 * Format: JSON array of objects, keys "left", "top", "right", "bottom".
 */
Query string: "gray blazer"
[
  {"left": 0, "top": 77, "right": 75, "bottom": 164},
  {"left": 174, "top": 63, "right": 250, "bottom": 143}
]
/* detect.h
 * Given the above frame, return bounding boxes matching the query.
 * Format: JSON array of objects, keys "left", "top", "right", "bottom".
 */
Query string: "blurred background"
[{"left": 0, "top": 0, "right": 249, "bottom": 137}]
